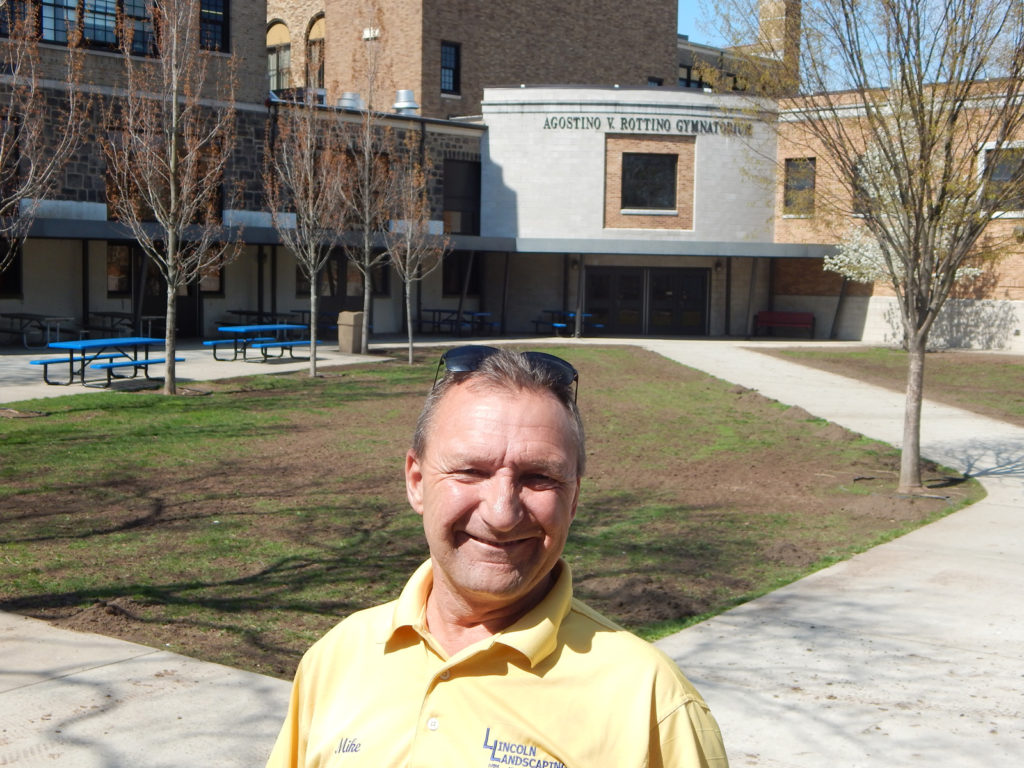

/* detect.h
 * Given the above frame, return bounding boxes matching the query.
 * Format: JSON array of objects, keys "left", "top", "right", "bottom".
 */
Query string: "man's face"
[{"left": 406, "top": 382, "right": 581, "bottom": 615}]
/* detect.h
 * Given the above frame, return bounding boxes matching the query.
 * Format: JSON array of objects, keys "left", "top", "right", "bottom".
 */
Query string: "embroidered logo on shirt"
[
  {"left": 333, "top": 736, "right": 361, "bottom": 755},
  {"left": 482, "top": 727, "right": 565, "bottom": 767}
]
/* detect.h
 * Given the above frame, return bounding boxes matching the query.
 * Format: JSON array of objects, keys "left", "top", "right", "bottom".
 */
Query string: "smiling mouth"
[{"left": 461, "top": 532, "right": 532, "bottom": 550}]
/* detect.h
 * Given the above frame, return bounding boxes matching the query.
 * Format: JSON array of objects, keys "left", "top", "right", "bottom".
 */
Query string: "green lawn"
[
  {"left": 763, "top": 346, "right": 1024, "bottom": 427},
  {"left": 0, "top": 345, "right": 984, "bottom": 678}
]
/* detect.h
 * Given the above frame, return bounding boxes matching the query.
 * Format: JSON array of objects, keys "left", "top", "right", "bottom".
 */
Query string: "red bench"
[{"left": 754, "top": 310, "right": 816, "bottom": 338}]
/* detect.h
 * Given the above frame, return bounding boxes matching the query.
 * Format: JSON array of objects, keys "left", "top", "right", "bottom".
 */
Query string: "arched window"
[
  {"left": 307, "top": 16, "right": 326, "bottom": 92},
  {"left": 267, "top": 22, "right": 291, "bottom": 93}
]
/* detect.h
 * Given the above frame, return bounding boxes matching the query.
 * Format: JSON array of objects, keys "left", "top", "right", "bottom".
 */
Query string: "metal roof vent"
[
  {"left": 393, "top": 89, "right": 419, "bottom": 115},
  {"left": 338, "top": 92, "right": 363, "bottom": 110}
]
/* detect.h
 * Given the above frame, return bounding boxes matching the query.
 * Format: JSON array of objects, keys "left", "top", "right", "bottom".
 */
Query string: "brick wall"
[
  {"left": 775, "top": 116, "right": 1024, "bottom": 303},
  {"left": 318, "top": 0, "right": 677, "bottom": 119},
  {"left": 266, "top": 0, "right": 330, "bottom": 94},
  {"left": 603, "top": 134, "right": 695, "bottom": 230}
]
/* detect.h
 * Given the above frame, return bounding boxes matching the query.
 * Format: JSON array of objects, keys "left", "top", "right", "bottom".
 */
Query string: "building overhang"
[
  {"left": 26, "top": 222, "right": 832, "bottom": 260},
  {"left": 453, "top": 234, "right": 834, "bottom": 259}
]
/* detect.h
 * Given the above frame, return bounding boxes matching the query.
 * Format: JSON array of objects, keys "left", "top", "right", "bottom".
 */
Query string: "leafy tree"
[
  {"left": 101, "top": 0, "right": 241, "bottom": 394},
  {"left": 0, "top": 1, "right": 85, "bottom": 271},
  {"left": 719, "top": 0, "right": 1024, "bottom": 491}
]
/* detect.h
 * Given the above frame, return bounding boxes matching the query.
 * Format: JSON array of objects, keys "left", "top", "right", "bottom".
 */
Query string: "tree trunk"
[
  {"left": 405, "top": 278, "right": 414, "bottom": 364},
  {"left": 361, "top": 275, "right": 372, "bottom": 354},
  {"left": 898, "top": 332, "right": 927, "bottom": 493},
  {"left": 163, "top": 277, "right": 178, "bottom": 396},
  {"left": 309, "top": 275, "right": 319, "bottom": 377}
]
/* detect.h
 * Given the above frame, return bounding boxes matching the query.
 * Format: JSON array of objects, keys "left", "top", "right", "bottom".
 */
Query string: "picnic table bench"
[
  {"left": 754, "top": 310, "right": 816, "bottom": 338},
  {"left": 88, "top": 356, "right": 185, "bottom": 387},
  {"left": 29, "top": 353, "right": 121, "bottom": 384},
  {"left": 249, "top": 339, "right": 324, "bottom": 361},
  {"left": 203, "top": 336, "right": 275, "bottom": 361}
]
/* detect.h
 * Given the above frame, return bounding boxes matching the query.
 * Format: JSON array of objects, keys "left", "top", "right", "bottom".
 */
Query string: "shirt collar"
[{"left": 384, "top": 559, "right": 574, "bottom": 668}]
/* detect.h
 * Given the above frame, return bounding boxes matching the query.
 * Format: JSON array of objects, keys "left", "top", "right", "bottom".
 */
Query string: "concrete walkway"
[
  {"left": 1, "top": 339, "right": 1021, "bottom": 766},
  {"left": 644, "top": 340, "right": 1023, "bottom": 768}
]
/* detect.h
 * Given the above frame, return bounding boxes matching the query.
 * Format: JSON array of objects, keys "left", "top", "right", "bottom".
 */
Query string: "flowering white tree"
[{"left": 718, "top": 0, "right": 1024, "bottom": 491}]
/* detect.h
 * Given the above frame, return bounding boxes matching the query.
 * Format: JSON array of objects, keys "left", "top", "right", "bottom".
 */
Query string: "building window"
[
  {"left": 443, "top": 251, "right": 480, "bottom": 297},
  {"left": 106, "top": 243, "right": 133, "bottom": 297},
  {"left": 621, "top": 153, "right": 678, "bottom": 211},
  {"left": 199, "top": 265, "right": 223, "bottom": 295},
  {"left": 983, "top": 146, "right": 1024, "bottom": 212},
  {"left": 296, "top": 258, "right": 343, "bottom": 298},
  {"left": 21, "top": 0, "right": 226, "bottom": 52},
  {"left": 783, "top": 157, "right": 816, "bottom": 216},
  {"left": 443, "top": 159, "right": 480, "bottom": 235},
  {"left": 371, "top": 262, "right": 389, "bottom": 297},
  {"left": 267, "top": 22, "right": 291, "bottom": 93},
  {"left": 441, "top": 41, "right": 460, "bottom": 95},
  {"left": 852, "top": 155, "right": 872, "bottom": 217},
  {"left": 40, "top": 0, "right": 76, "bottom": 44},
  {"left": 123, "top": 0, "right": 155, "bottom": 54},
  {"left": 82, "top": 0, "right": 117, "bottom": 47},
  {"left": 647, "top": 76, "right": 664, "bottom": 87},
  {"left": 0, "top": 2, "right": 30, "bottom": 38},
  {"left": 0, "top": 242, "right": 22, "bottom": 298},
  {"left": 307, "top": 16, "right": 325, "bottom": 91},
  {"left": 199, "top": 0, "right": 228, "bottom": 52}
]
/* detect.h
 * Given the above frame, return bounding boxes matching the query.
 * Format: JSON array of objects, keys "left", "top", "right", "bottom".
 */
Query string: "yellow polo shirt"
[{"left": 266, "top": 560, "right": 728, "bottom": 768}]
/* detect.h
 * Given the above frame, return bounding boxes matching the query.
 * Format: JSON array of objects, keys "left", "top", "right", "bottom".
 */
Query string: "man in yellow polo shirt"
[{"left": 266, "top": 345, "right": 728, "bottom": 767}]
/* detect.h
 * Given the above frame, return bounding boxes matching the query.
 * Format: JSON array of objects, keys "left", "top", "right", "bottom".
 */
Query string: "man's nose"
[{"left": 481, "top": 473, "right": 522, "bottom": 531}]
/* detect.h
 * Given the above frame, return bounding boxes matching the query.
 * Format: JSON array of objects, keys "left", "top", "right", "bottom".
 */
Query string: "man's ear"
[
  {"left": 569, "top": 476, "right": 581, "bottom": 524},
  {"left": 405, "top": 450, "right": 424, "bottom": 516}
]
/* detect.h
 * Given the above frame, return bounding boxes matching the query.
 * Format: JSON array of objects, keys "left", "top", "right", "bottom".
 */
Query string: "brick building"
[
  {"left": 266, "top": 0, "right": 679, "bottom": 118},
  {"left": 772, "top": 101, "right": 1024, "bottom": 352}
]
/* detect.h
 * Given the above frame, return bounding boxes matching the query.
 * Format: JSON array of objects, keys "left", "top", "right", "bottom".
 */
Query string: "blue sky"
[{"left": 678, "top": 0, "right": 723, "bottom": 45}]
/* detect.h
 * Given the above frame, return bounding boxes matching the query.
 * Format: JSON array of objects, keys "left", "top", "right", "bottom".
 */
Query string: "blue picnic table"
[
  {"left": 34, "top": 337, "right": 170, "bottom": 386},
  {"left": 208, "top": 324, "right": 306, "bottom": 361}
]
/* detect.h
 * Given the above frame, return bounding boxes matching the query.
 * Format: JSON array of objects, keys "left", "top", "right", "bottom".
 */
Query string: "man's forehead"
[{"left": 426, "top": 382, "right": 574, "bottom": 444}]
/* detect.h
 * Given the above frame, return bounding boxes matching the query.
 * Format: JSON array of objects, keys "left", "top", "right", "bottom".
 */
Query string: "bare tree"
[
  {"left": 338, "top": 13, "right": 399, "bottom": 354},
  {"left": 264, "top": 80, "right": 349, "bottom": 376},
  {"left": 0, "top": 1, "right": 84, "bottom": 271},
  {"left": 101, "top": 0, "right": 240, "bottom": 395},
  {"left": 719, "top": 0, "right": 1024, "bottom": 491},
  {"left": 386, "top": 143, "right": 450, "bottom": 364}
]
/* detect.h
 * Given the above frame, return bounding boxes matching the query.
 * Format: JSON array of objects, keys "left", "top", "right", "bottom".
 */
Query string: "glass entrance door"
[
  {"left": 586, "top": 267, "right": 644, "bottom": 335},
  {"left": 648, "top": 268, "right": 708, "bottom": 335},
  {"left": 585, "top": 266, "right": 709, "bottom": 336}
]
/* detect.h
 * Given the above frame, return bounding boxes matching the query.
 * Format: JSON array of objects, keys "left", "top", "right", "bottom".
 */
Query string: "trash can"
[{"left": 338, "top": 311, "right": 363, "bottom": 354}]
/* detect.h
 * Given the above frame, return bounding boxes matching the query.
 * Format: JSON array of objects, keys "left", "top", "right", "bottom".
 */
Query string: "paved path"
[
  {"left": 1, "top": 339, "right": 1021, "bottom": 766},
  {"left": 645, "top": 341, "right": 1023, "bottom": 768}
]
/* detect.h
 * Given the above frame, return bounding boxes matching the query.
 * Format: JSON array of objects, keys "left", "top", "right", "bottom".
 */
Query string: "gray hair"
[{"left": 411, "top": 347, "right": 586, "bottom": 476}]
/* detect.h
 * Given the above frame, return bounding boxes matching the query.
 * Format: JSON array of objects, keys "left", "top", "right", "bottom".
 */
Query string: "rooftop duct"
[
  {"left": 338, "top": 92, "right": 363, "bottom": 110},
  {"left": 393, "top": 89, "right": 419, "bottom": 115}
]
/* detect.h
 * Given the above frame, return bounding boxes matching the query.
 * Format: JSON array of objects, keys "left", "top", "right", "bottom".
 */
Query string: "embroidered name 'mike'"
[
  {"left": 334, "top": 737, "right": 361, "bottom": 755},
  {"left": 482, "top": 728, "right": 565, "bottom": 768}
]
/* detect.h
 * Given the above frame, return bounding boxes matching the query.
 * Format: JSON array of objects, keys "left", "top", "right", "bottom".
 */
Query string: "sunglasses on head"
[{"left": 432, "top": 345, "right": 579, "bottom": 401}]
